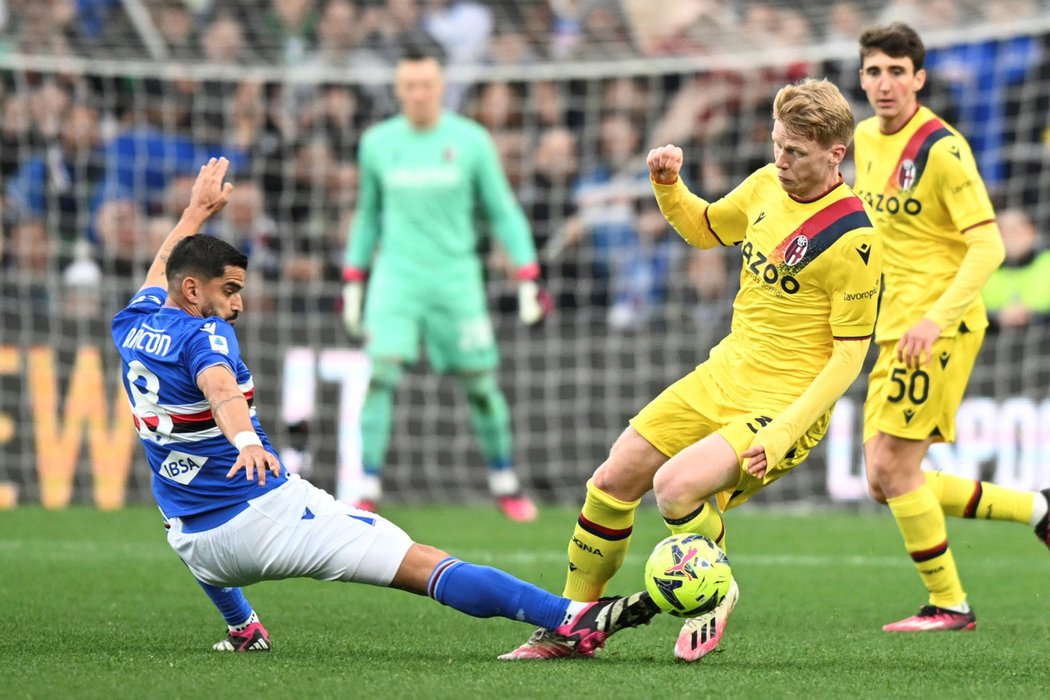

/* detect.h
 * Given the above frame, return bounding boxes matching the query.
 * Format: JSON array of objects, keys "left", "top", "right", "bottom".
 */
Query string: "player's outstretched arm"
[
  {"left": 138, "top": 157, "right": 234, "bottom": 293},
  {"left": 197, "top": 365, "right": 280, "bottom": 485}
]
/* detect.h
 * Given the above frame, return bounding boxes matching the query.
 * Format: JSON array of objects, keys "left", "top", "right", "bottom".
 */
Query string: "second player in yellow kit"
[
  {"left": 855, "top": 104, "right": 994, "bottom": 443},
  {"left": 854, "top": 23, "right": 1049, "bottom": 634}
]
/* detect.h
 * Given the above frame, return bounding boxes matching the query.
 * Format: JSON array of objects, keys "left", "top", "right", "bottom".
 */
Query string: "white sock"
[
  {"left": 359, "top": 474, "right": 382, "bottom": 501},
  {"left": 488, "top": 469, "right": 521, "bottom": 498},
  {"left": 1028, "top": 492, "right": 1049, "bottom": 527},
  {"left": 561, "top": 601, "right": 588, "bottom": 626},
  {"left": 230, "top": 610, "right": 259, "bottom": 633},
  {"left": 944, "top": 600, "right": 971, "bottom": 614}
]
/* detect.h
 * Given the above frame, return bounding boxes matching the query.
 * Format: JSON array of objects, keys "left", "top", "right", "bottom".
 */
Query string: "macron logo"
[
  {"left": 855, "top": 243, "right": 871, "bottom": 265},
  {"left": 201, "top": 322, "right": 217, "bottom": 335}
]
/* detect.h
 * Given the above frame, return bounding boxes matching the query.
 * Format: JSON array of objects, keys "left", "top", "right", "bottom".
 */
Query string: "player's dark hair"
[
  {"left": 167, "top": 235, "right": 247, "bottom": 289},
  {"left": 400, "top": 43, "right": 442, "bottom": 65},
  {"left": 859, "top": 22, "right": 926, "bottom": 71}
]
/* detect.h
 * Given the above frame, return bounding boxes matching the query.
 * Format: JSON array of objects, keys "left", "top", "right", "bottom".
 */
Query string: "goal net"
[{"left": 1, "top": 0, "right": 1048, "bottom": 509}]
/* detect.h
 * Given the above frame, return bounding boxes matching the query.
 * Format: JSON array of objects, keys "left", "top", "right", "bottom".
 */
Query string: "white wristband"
[{"left": 233, "top": 431, "right": 263, "bottom": 452}]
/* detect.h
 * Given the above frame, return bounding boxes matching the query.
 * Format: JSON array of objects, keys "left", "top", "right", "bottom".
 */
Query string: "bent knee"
[
  {"left": 592, "top": 428, "right": 667, "bottom": 501},
  {"left": 651, "top": 466, "right": 677, "bottom": 504},
  {"left": 391, "top": 543, "right": 450, "bottom": 594}
]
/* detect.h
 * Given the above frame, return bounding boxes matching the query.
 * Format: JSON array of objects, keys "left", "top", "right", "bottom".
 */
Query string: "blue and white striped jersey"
[{"left": 111, "top": 287, "right": 286, "bottom": 517}]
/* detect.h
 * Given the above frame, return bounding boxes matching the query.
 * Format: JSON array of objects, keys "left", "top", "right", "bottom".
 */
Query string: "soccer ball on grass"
[{"left": 644, "top": 533, "right": 732, "bottom": 617}]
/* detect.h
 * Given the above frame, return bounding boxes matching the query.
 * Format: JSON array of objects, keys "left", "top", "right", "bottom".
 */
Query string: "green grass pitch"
[{"left": 1, "top": 504, "right": 1046, "bottom": 699}]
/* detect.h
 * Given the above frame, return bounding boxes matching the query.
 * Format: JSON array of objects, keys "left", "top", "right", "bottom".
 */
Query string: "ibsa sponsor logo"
[{"left": 158, "top": 450, "right": 208, "bottom": 485}]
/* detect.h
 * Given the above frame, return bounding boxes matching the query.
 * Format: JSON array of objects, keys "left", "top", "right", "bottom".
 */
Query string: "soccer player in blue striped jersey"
[
  {"left": 112, "top": 157, "right": 658, "bottom": 655},
  {"left": 854, "top": 22, "right": 1049, "bottom": 633}
]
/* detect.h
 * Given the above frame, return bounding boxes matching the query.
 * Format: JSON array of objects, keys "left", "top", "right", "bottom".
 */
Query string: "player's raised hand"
[
  {"left": 896, "top": 317, "right": 941, "bottom": 369},
  {"left": 189, "top": 157, "right": 235, "bottom": 217},
  {"left": 227, "top": 445, "right": 282, "bottom": 486},
  {"left": 647, "top": 145, "right": 684, "bottom": 185}
]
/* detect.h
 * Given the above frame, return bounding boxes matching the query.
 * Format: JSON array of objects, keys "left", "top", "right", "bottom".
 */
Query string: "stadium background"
[{"left": 0, "top": 0, "right": 1048, "bottom": 510}]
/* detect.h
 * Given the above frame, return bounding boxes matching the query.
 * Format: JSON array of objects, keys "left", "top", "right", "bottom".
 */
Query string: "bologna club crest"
[
  {"left": 897, "top": 159, "right": 917, "bottom": 191},
  {"left": 783, "top": 234, "right": 809, "bottom": 265}
]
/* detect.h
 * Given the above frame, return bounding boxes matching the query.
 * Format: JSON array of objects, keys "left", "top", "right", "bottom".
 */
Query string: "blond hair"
[{"left": 773, "top": 78, "right": 854, "bottom": 148}]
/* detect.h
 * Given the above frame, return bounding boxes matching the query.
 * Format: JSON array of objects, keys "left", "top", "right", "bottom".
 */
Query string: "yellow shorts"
[
  {"left": 863, "top": 327, "right": 984, "bottom": 444},
  {"left": 629, "top": 361, "right": 831, "bottom": 512}
]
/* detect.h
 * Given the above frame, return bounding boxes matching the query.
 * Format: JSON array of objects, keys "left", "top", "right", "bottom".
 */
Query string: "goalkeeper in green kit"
[{"left": 342, "top": 49, "right": 548, "bottom": 521}]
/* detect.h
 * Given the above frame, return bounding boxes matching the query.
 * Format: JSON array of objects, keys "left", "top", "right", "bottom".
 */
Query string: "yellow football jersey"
[
  {"left": 853, "top": 106, "right": 997, "bottom": 342},
  {"left": 665, "top": 164, "right": 882, "bottom": 408}
]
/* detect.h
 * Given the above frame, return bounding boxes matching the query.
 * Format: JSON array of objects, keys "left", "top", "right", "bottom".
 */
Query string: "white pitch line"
[
  {"left": 0, "top": 540, "right": 1031, "bottom": 569},
  {"left": 448, "top": 549, "right": 1028, "bottom": 568}
]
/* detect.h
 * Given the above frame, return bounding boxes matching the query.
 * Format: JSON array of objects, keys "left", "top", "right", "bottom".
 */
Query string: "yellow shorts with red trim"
[
  {"left": 863, "top": 327, "right": 984, "bottom": 444},
  {"left": 629, "top": 361, "right": 831, "bottom": 512}
]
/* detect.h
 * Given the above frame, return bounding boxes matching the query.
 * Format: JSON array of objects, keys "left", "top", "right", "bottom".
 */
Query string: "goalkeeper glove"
[
  {"left": 342, "top": 267, "right": 366, "bottom": 338},
  {"left": 515, "top": 263, "right": 552, "bottom": 325}
]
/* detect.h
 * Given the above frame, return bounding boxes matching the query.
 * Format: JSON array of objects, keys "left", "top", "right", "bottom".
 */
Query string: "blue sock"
[
  {"left": 488, "top": 457, "right": 512, "bottom": 472},
  {"left": 427, "top": 558, "right": 570, "bottom": 629},
  {"left": 196, "top": 579, "right": 254, "bottom": 627}
]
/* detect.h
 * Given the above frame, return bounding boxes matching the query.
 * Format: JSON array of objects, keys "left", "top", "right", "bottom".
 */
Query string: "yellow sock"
[
  {"left": 562, "top": 479, "right": 640, "bottom": 602},
  {"left": 887, "top": 484, "right": 966, "bottom": 609},
  {"left": 925, "top": 471, "right": 1036, "bottom": 524},
  {"left": 662, "top": 500, "right": 728, "bottom": 553}
]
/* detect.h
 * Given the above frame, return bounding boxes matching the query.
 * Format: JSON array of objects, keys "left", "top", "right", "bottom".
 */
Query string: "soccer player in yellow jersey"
[
  {"left": 501, "top": 79, "right": 883, "bottom": 662},
  {"left": 854, "top": 22, "right": 1050, "bottom": 633}
]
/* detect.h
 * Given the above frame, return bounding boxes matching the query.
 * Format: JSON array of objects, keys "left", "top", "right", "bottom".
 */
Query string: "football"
[{"left": 644, "top": 533, "right": 732, "bottom": 618}]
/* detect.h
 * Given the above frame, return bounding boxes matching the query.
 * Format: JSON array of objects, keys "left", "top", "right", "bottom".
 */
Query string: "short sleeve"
[
  {"left": 706, "top": 171, "right": 761, "bottom": 246},
  {"left": 184, "top": 319, "right": 242, "bottom": 381},
  {"left": 111, "top": 286, "right": 168, "bottom": 343},
  {"left": 121, "top": 287, "right": 167, "bottom": 315},
  {"left": 825, "top": 231, "right": 883, "bottom": 339},
  {"left": 930, "top": 137, "right": 996, "bottom": 234}
]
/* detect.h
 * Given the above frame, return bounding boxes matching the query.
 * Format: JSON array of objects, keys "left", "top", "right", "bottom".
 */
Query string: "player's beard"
[{"left": 199, "top": 301, "right": 237, "bottom": 323}]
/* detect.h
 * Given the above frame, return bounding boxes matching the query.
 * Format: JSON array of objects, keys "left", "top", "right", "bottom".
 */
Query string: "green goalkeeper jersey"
[{"left": 346, "top": 111, "right": 537, "bottom": 276}]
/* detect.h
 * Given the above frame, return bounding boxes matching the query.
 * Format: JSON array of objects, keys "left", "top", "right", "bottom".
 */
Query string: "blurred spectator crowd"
[{"left": 0, "top": 0, "right": 1048, "bottom": 331}]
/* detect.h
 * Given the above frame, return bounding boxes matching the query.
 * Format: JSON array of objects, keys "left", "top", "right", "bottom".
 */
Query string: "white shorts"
[{"left": 166, "top": 475, "right": 415, "bottom": 588}]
